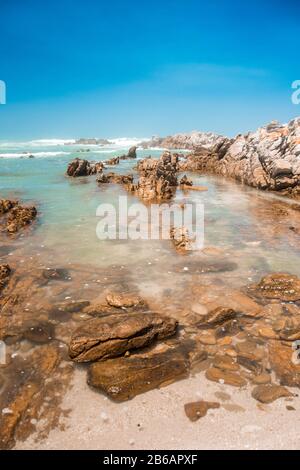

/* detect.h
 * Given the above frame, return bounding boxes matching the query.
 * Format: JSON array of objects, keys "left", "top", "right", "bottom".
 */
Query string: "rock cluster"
[{"left": 0, "top": 199, "right": 37, "bottom": 234}]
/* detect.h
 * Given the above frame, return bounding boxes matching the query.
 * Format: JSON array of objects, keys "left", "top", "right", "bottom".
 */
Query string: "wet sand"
[{"left": 16, "top": 368, "right": 300, "bottom": 450}]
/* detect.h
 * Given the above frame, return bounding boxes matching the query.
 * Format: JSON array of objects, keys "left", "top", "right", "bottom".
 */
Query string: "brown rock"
[
  {"left": 6, "top": 205, "right": 37, "bottom": 233},
  {"left": 23, "top": 322, "right": 55, "bottom": 344},
  {"left": 251, "top": 384, "right": 292, "bottom": 403},
  {"left": 205, "top": 367, "right": 247, "bottom": 387},
  {"left": 197, "top": 307, "right": 237, "bottom": 328},
  {"left": 252, "top": 373, "right": 271, "bottom": 385},
  {"left": 69, "top": 313, "right": 178, "bottom": 362},
  {"left": 66, "top": 158, "right": 104, "bottom": 177},
  {"left": 106, "top": 292, "right": 145, "bottom": 309},
  {"left": 42, "top": 268, "right": 70, "bottom": 281},
  {"left": 269, "top": 341, "right": 300, "bottom": 387},
  {"left": 0, "top": 345, "right": 60, "bottom": 449},
  {"left": 87, "top": 347, "right": 189, "bottom": 401},
  {"left": 184, "top": 400, "right": 220, "bottom": 422},
  {"left": 213, "top": 355, "right": 240, "bottom": 372},
  {"left": 250, "top": 273, "right": 300, "bottom": 302}
]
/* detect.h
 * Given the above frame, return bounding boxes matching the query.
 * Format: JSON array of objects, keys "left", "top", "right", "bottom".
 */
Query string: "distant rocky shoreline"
[{"left": 141, "top": 118, "right": 300, "bottom": 199}]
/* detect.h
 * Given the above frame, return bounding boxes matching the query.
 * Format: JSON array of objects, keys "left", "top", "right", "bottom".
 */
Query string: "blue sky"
[{"left": 0, "top": 0, "right": 299, "bottom": 139}]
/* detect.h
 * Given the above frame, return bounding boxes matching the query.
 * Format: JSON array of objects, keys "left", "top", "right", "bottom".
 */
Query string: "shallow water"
[{"left": 1, "top": 142, "right": 300, "bottom": 448}]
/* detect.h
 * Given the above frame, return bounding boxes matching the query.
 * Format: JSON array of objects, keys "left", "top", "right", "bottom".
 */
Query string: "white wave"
[
  {"left": 0, "top": 139, "right": 75, "bottom": 148},
  {"left": 0, "top": 151, "right": 71, "bottom": 158},
  {"left": 109, "top": 137, "right": 150, "bottom": 147}
]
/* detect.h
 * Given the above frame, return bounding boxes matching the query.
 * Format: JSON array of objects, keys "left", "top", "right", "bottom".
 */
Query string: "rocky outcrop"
[
  {"left": 178, "top": 118, "right": 300, "bottom": 198},
  {"left": 140, "top": 131, "right": 225, "bottom": 151},
  {"left": 69, "top": 313, "right": 178, "bottom": 362},
  {"left": 0, "top": 199, "right": 37, "bottom": 234},
  {"left": 129, "top": 151, "right": 178, "bottom": 201},
  {"left": 66, "top": 158, "right": 104, "bottom": 177}
]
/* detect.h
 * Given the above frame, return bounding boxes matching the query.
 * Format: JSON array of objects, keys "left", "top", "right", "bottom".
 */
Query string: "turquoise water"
[{"left": 1, "top": 140, "right": 300, "bottom": 294}]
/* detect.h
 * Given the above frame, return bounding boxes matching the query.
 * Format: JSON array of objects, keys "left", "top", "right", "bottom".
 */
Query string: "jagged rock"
[
  {"left": 105, "top": 156, "right": 120, "bottom": 165},
  {"left": 197, "top": 307, "right": 237, "bottom": 328},
  {"left": 87, "top": 347, "right": 189, "bottom": 401},
  {"left": 184, "top": 400, "right": 220, "bottom": 422},
  {"left": 175, "top": 118, "right": 300, "bottom": 198},
  {"left": 5, "top": 205, "right": 37, "bottom": 233},
  {"left": 66, "top": 158, "right": 104, "bottom": 177},
  {"left": 130, "top": 151, "right": 178, "bottom": 201},
  {"left": 69, "top": 313, "right": 178, "bottom": 362},
  {"left": 140, "top": 131, "right": 226, "bottom": 151},
  {"left": 0, "top": 199, "right": 17, "bottom": 215},
  {"left": 205, "top": 367, "right": 247, "bottom": 387},
  {"left": 106, "top": 292, "right": 145, "bottom": 308},
  {"left": 251, "top": 384, "right": 292, "bottom": 403},
  {"left": 170, "top": 226, "right": 194, "bottom": 251},
  {"left": 249, "top": 273, "right": 300, "bottom": 301}
]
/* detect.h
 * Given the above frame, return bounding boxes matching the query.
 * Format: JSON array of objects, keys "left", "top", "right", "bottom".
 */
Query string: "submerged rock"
[
  {"left": 69, "top": 313, "right": 178, "bottom": 362},
  {"left": 42, "top": 268, "right": 70, "bottom": 281},
  {"left": 87, "top": 347, "right": 189, "bottom": 401},
  {"left": 96, "top": 172, "right": 133, "bottom": 185},
  {"left": 251, "top": 384, "right": 292, "bottom": 403},
  {"left": 249, "top": 273, "right": 300, "bottom": 302},
  {"left": 268, "top": 341, "right": 300, "bottom": 387},
  {"left": 106, "top": 292, "right": 145, "bottom": 309},
  {"left": 205, "top": 367, "right": 247, "bottom": 387},
  {"left": 23, "top": 322, "right": 55, "bottom": 344},
  {"left": 197, "top": 307, "right": 237, "bottom": 328},
  {"left": 184, "top": 400, "right": 220, "bottom": 422}
]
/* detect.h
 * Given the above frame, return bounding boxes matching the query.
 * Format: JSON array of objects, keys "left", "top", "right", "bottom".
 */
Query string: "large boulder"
[
  {"left": 87, "top": 346, "right": 189, "bottom": 401},
  {"left": 66, "top": 158, "right": 104, "bottom": 177},
  {"left": 69, "top": 313, "right": 178, "bottom": 362}
]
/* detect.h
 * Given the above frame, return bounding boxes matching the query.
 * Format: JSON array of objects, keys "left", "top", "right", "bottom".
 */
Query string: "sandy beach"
[{"left": 16, "top": 368, "right": 300, "bottom": 450}]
